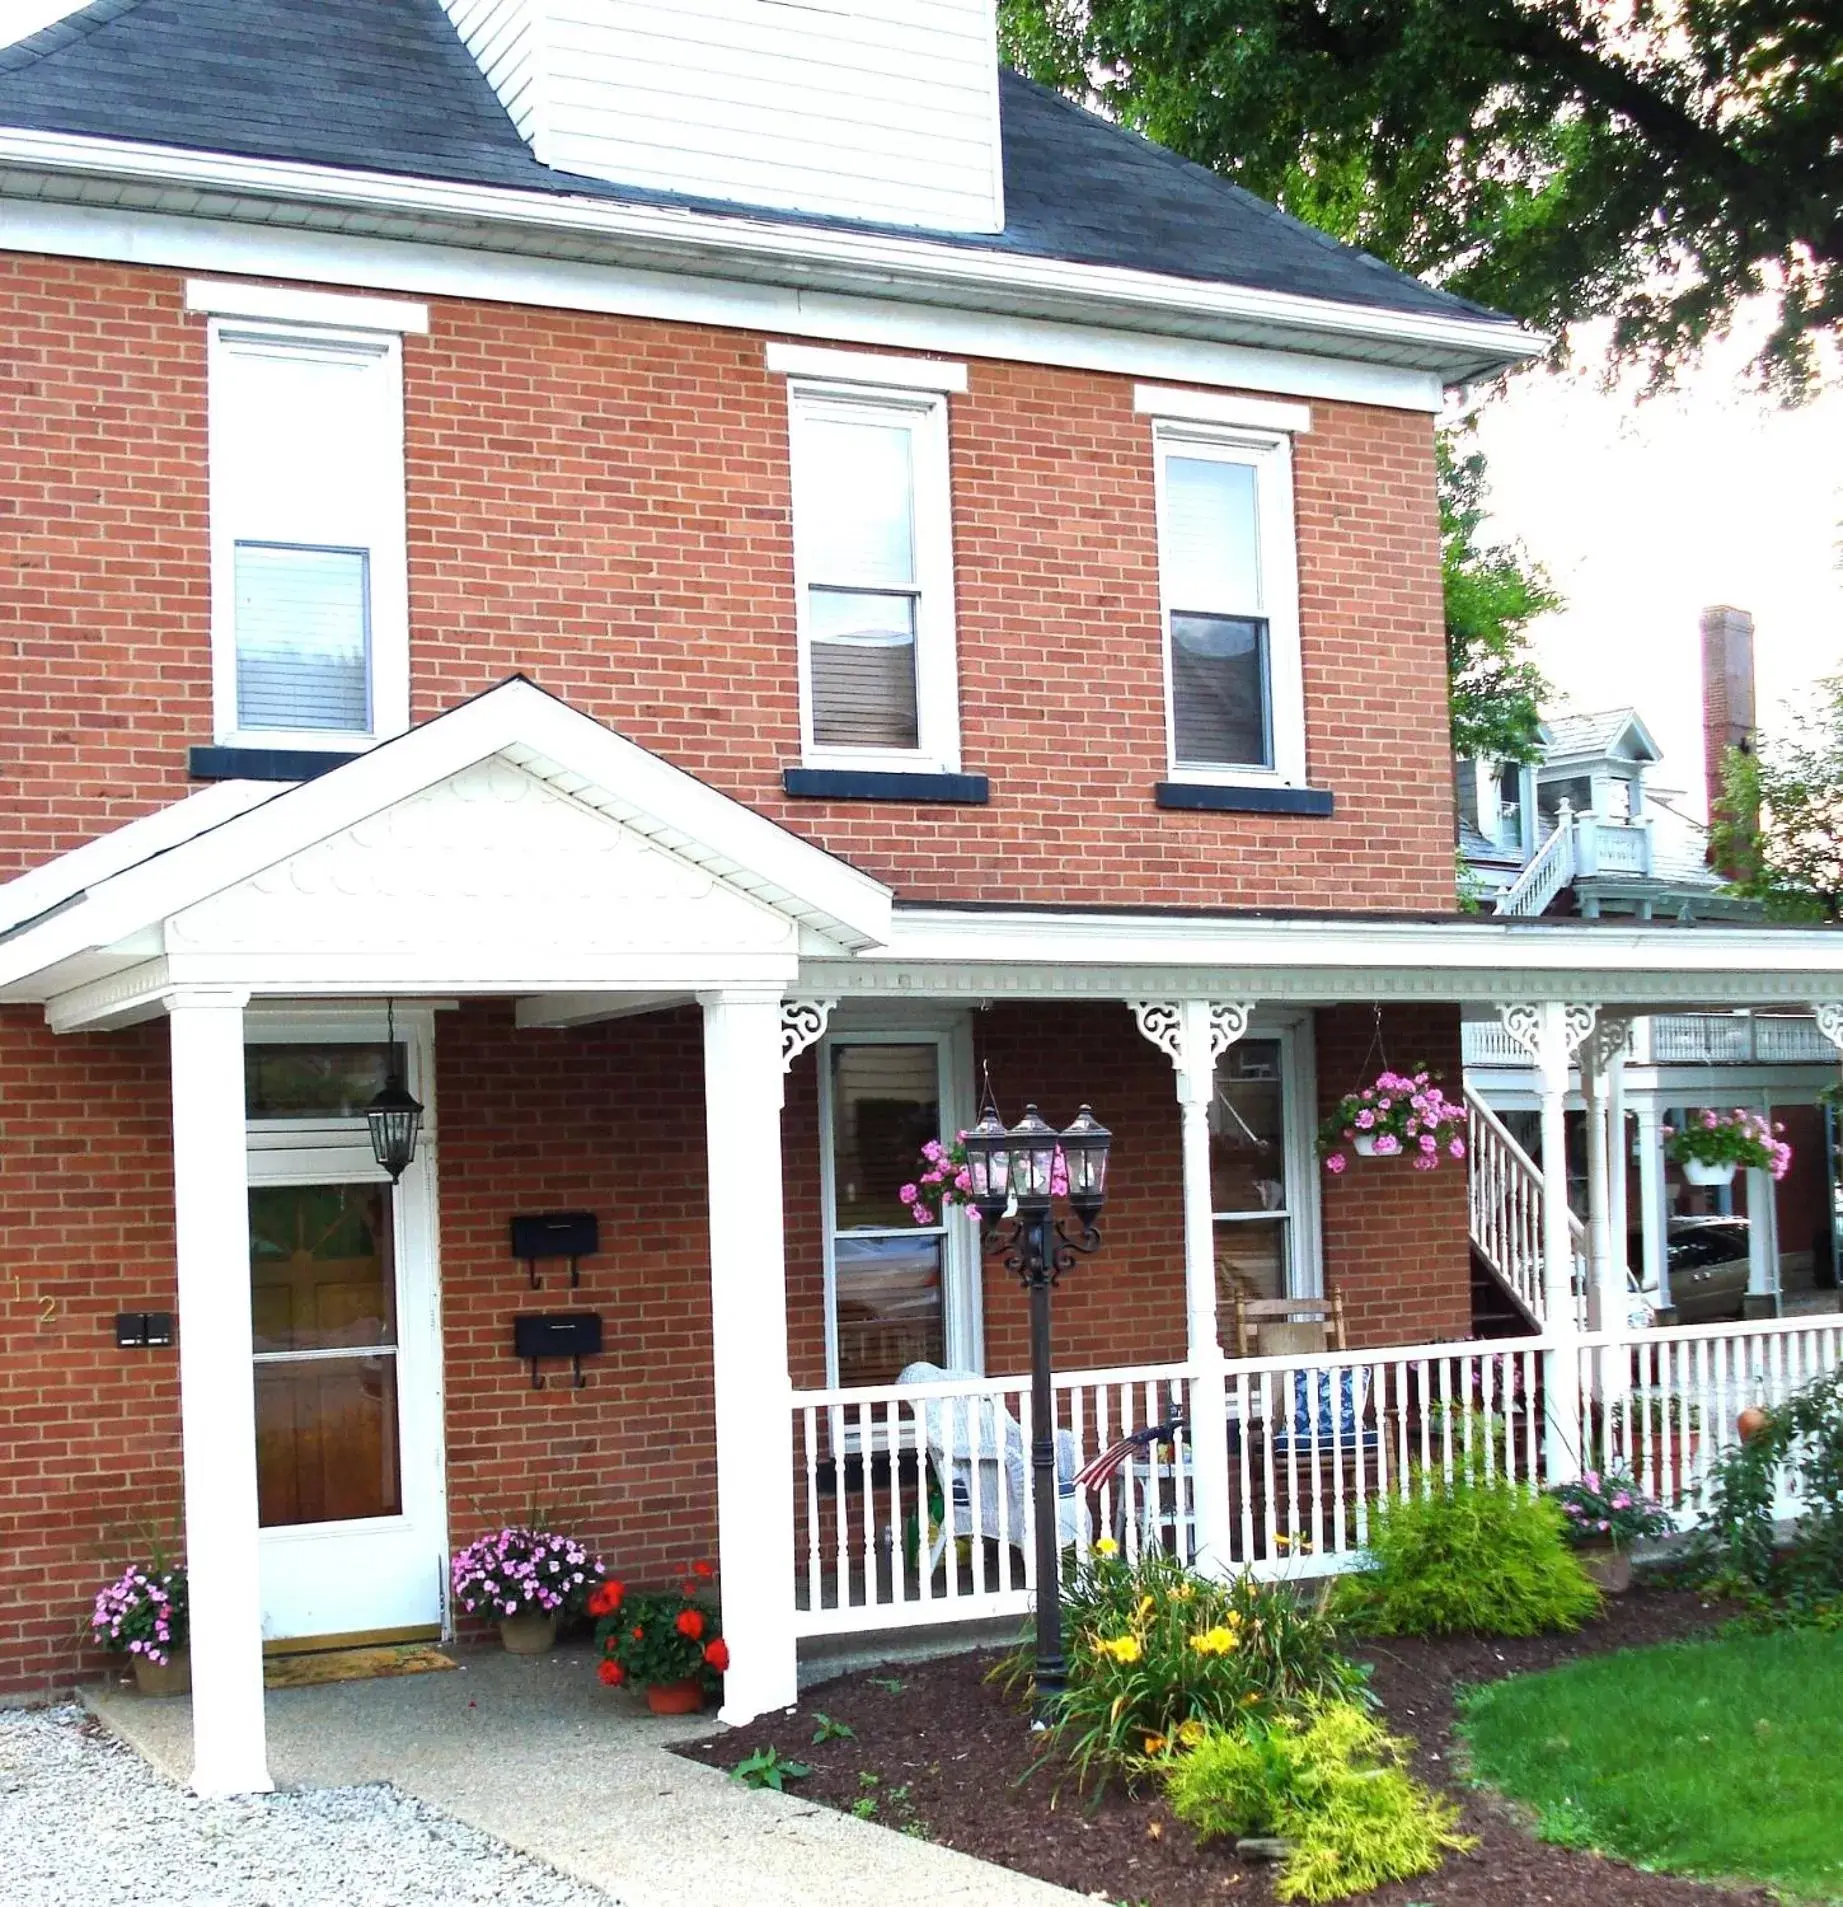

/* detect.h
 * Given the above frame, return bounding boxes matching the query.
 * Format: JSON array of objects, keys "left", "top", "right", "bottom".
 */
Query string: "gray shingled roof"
[
  {"left": 0, "top": 0, "right": 1514, "bottom": 327},
  {"left": 1541, "top": 709, "right": 1660, "bottom": 763}
]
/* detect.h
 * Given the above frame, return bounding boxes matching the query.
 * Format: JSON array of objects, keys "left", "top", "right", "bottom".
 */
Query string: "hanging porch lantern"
[
  {"left": 365, "top": 1000, "right": 423, "bottom": 1183},
  {"left": 959, "top": 1103, "right": 1014, "bottom": 1224}
]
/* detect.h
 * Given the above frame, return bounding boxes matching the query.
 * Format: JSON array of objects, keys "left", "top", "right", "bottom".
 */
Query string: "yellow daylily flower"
[
  {"left": 1189, "top": 1624, "right": 1239, "bottom": 1657},
  {"left": 1176, "top": 1719, "right": 1207, "bottom": 1748},
  {"left": 1093, "top": 1536, "right": 1119, "bottom": 1557},
  {"left": 1141, "top": 1733, "right": 1167, "bottom": 1755},
  {"left": 1097, "top": 1633, "right": 1142, "bottom": 1665}
]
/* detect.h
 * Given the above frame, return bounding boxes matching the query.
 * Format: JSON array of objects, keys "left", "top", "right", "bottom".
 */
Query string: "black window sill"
[
  {"left": 783, "top": 768, "right": 990, "bottom": 804},
  {"left": 1154, "top": 781, "right": 1335, "bottom": 817},
  {"left": 189, "top": 745, "right": 364, "bottom": 783}
]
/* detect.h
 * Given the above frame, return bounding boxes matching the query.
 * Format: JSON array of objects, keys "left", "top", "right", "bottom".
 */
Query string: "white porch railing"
[
  {"left": 1466, "top": 1091, "right": 1586, "bottom": 1328},
  {"left": 790, "top": 1313, "right": 1843, "bottom": 1638}
]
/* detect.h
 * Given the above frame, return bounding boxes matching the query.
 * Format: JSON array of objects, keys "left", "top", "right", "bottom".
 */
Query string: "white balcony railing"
[
  {"left": 1465, "top": 1013, "right": 1837, "bottom": 1070},
  {"left": 1491, "top": 806, "right": 1654, "bottom": 915}
]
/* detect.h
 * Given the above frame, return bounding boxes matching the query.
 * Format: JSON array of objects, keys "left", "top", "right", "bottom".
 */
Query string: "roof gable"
[
  {"left": 0, "top": 679, "right": 892, "bottom": 1012},
  {"left": 0, "top": 0, "right": 1512, "bottom": 330}
]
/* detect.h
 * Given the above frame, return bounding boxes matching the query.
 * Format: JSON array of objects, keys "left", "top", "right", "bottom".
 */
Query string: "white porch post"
[
  {"left": 1746, "top": 1091, "right": 1780, "bottom": 1314},
  {"left": 701, "top": 989, "right": 802, "bottom": 1725},
  {"left": 1499, "top": 1002, "right": 1594, "bottom": 1482},
  {"left": 1607, "top": 1032, "right": 1629, "bottom": 1293},
  {"left": 1130, "top": 999, "right": 1251, "bottom": 1577},
  {"left": 167, "top": 987, "right": 271, "bottom": 1798},
  {"left": 1582, "top": 1017, "right": 1631, "bottom": 1333},
  {"left": 1635, "top": 1102, "right": 1670, "bottom": 1310}
]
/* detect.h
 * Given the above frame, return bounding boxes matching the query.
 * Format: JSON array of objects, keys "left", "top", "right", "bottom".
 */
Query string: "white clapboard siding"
[
  {"left": 439, "top": 0, "right": 540, "bottom": 141},
  {"left": 436, "top": 0, "right": 1005, "bottom": 234}
]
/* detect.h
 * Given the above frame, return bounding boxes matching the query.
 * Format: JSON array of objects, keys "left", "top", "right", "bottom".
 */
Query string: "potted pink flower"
[
  {"left": 451, "top": 1526, "right": 602, "bottom": 1654},
  {"left": 1663, "top": 1108, "right": 1791, "bottom": 1188},
  {"left": 91, "top": 1561, "right": 189, "bottom": 1696},
  {"left": 1318, "top": 1069, "right": 1466, "bottom": 1178},
  {"left": 1549, "top": 1469, "right": 1671, "bottom": 1594}
]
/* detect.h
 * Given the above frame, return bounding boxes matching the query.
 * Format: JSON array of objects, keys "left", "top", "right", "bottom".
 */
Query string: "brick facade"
[{"left": 0, "top": 252, "right": 1455, "bottom": 910}]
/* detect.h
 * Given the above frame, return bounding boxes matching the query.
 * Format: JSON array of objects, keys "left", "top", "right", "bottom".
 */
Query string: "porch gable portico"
[{"left": 0, "top": 681, "right": 894, "bottom": 1794}]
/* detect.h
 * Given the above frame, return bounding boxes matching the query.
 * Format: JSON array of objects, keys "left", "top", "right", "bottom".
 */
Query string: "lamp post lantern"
[{"left": 960, "top": 1099, "right": 1111, "bottom": 1723}]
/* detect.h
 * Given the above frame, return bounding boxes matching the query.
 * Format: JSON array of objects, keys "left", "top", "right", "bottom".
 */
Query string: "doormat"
[{"left": 263, "top": 1643, "right": 457, "bottom": 1690}]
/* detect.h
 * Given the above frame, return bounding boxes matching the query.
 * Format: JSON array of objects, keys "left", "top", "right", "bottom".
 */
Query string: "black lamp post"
[{"left": 960, "top": 1099, "right": 1111, "bottom": 1723}]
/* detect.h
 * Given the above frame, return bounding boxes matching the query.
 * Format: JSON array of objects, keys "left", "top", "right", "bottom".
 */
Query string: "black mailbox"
[
  {"left": 513, "top": 1311, "right": 604, "bottom": 1389},
  {"left": 511, "top": 1211, "right": 599, "bottom": 1288},
  {"left": 115, "top": 1311, "right": 176, "bottom": 1349}
]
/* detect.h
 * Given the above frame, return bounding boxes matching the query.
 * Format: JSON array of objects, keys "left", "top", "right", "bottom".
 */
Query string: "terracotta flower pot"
[
  {"left": 645, "top": 1676, "right": 707, "bottom": 1715},
  {"left": 498, "top": 1612, "right": 559, "bottom": 1656},
  {"left": 132, "top": 1648, "right": 191, "bottom": 1697},
  {"left": 1576, "top": 1541, "right": 1632, "bottom": 1595}
]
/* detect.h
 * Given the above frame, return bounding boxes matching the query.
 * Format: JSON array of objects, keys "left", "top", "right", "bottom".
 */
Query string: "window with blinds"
[
  {"left": 208, "top": 321, "right": 408, "bottom": 746},
  {"left": 1160, "top": 451, "right": 1271, "bottom": 770},
  {"left": 788, "top": 384, "right": 959, "bottom": 769}
]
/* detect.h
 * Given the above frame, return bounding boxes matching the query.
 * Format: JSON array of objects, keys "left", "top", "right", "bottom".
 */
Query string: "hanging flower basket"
[
  {"left": 1663, "top": 1109, "right": 1790, "bottom": 1185},
  {"left": 1318, "top": 1069, "right": 1465, "bottom": 1178},
  {"left": 902, "top": 1131, "right": 1068, "bottom": 1225}
]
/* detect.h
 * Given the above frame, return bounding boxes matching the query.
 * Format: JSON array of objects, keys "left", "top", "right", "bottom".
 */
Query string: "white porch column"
[
  {"left": 167, "top": 988, "right": 271, "bottom": 1798},
  {"left": 1581, "top": 1017, "right": 1631, "bottom": 1333},
  {"left": 1635, "top": 1102, "right": 1670, "bottom": 1310},
  {"left": 701, "top": 989, "right": 803, "bottom": 1725},
  {"left": 1130, "top": 999, "right": 1252, "bottom": 1577},
  {"left": 1746, "top": 1092, "right": 1780, "bottom": 1314},
  {"left": 1499, "top": 1002, "right": 1594, "bottom": 1482}
]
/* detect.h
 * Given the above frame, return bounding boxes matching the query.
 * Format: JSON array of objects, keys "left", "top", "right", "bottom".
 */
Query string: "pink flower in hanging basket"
[{"left": 1324, "top": 1153, "right": 1347, "bottom": 1175}]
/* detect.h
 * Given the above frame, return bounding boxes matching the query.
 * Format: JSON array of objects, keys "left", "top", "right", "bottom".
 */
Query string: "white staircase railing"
[
  {"left": 1466, "top": 1092, "right": 1587, "bottom": 1328},
  {"left": 1493, "top": 803, "right": 1576, "bottom": 915}
]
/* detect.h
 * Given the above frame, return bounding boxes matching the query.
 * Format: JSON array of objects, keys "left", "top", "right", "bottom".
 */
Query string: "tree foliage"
[
  {"left": 1712, "top": 676, "right": 1843, "bottom": 920},
  {"left": 1438, "top": 433, "right": 1557, "bottom": 764},
  {"left": 1000, "top": 0, "right": 1843, "bottom": 397}
]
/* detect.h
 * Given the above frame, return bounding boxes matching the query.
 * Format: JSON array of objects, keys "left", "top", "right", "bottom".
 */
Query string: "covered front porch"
[{"left": 5, "top": 683, "right": 1843, "bottom": 1800}]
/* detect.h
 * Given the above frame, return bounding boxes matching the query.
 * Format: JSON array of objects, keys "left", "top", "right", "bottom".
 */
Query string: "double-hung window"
[
  {"left": 202, "top": 291, "right": 413, "bottom": 751},
  {"left": 1150, "top": 415, "right": 1305, "bottom": 787},
  {"left": 786, "top": 378, "right": 960, "bottom": 772},
  {"left": 818, "top": 1027, "right": 980, "bottom": 1388}
]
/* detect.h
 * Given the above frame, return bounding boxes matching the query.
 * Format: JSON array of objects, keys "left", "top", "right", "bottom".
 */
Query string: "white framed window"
[
  {"left": 1210, "top": 1019, "right": 1322, "bottom": 1329},
  {"left": 786, "top": 380, "right": 961, "bottom": 772},
  {"left": 1152, "top": 422, "right": 1305, "bottom": 786},
  {"left": 817, "top": 1019, "right": 981, "bottom": 1389},
  {"left": 206, "top": 319, "right": 410, "bottom": 750}
]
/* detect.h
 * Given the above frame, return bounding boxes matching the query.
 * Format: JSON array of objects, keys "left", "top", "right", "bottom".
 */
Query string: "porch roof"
[
  {"left": 0, "top": 679, "right": 893, "bottom": 1026},
  {"left": 796, "top": 904, "right": 1843, "bottom": 1012}
]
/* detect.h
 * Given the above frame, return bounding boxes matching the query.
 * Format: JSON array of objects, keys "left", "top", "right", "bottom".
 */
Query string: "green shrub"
[
  {"left": 1333, "top": 1470, "right": 1601, "bottom": 1636},
  {"left": 1164, "top": 1703, "right": 1473, "bottom": 1902},
  {"left": 1696, "top": 1368, "right": 1843, "bottom": 1619},
  {"left": 1008, "top": 1546, "right": 1363, "bottom": 1788}
]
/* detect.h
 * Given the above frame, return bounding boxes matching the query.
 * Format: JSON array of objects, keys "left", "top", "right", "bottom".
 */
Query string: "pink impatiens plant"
[
  {"left": 91, "top": 1562, "right": 187, "bottom": 1667},
  {"left": 1317, "top": 1068, "right": 1466, "bottom": 1177},
  {"left": 902, "top": 1130, "right": 1068, "bottom": 1225},
  {"left": 1662, "top": 1107, "right": 1792, "bottom": 1179}
]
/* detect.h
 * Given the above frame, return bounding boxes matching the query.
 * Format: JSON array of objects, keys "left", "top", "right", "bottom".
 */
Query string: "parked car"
[{"left": 1629, "top": 1217, "right": 1752, "bottom": 1325}]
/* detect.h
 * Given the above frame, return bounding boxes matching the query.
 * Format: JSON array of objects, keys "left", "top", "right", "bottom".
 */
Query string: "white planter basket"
[
  {"left": 1681, "top": 1156, "right": 1738, "bottom": 1187},
  {"left": 1351, "top": 1132, "right": 1380, "bottom": 1157}
]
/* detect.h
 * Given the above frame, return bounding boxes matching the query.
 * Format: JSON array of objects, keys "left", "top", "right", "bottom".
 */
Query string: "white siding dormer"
[{"left": 438, "top": 0, "right": 1004, "bottom": 235}]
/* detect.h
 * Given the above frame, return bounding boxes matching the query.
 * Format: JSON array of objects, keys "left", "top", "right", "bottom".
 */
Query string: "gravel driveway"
[{"left": 2, "top": 1706, "right": 619, "bottom": 1907}]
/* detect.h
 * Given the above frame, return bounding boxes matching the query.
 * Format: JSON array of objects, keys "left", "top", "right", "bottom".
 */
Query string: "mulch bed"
[{"left": 685, "top": 1591, "right": 1779, "bottom": 1905}]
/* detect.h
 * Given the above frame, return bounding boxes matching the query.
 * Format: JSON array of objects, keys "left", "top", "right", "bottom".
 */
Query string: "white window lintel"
[
  {"left": 187, "top": 278, "right": 430, "bottom": 335},
  {"left": 768, "top": 342, "right": 968, "bottom": 394},
  {"left": 1136, "top": 385, "right": 1312, "bottom": 434}
]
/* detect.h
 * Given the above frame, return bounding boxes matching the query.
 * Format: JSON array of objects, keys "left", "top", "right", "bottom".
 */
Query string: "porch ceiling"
[{"left": 796, "top": 906, "right": 1843, "bottom": 1011}]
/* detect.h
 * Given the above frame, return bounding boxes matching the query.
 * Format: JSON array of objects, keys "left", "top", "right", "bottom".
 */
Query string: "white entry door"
[{"left": 244, "top": 1027, "right": 446, "bottom": 1644}]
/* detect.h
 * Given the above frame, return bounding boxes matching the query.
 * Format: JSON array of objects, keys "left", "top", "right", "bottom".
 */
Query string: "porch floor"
[{"left": 83, "top": 1643, "right": 1080, "bottom": 1907}]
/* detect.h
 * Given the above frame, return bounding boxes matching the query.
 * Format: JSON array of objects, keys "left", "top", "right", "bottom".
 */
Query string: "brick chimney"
[{"left": 1701, "top": 604, "right": 1756, "bottom": 872}]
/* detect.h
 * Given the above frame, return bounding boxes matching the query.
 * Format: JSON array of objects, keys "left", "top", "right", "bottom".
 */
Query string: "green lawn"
[{"left": 1459, "top": 1629, "right": 1843, "bottom": 1902}]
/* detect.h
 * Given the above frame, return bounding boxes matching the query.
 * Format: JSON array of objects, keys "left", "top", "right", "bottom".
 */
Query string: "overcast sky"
[{"left": 5, "top": 0, "right": 1839, "bottom": 822}]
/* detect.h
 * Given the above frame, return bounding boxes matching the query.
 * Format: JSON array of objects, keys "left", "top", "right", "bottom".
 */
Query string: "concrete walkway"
[{"left": 86, "top": 1646, "right": 1084, "bottom": 1907}]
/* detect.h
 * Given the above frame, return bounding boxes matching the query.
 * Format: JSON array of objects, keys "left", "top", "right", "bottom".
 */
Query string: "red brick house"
[{"left": 2, "top": 0, "right": 1840, "bottom": 1798}]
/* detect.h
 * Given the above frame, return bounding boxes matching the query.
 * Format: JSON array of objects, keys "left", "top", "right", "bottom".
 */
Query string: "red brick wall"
[
  {"left": 1314, "top": 1003, "right": 1473, "bottom": 1345},
  {"left": 0, "top": 1010, "right": 182, "bottom": 1696},
  {"left": 0, "top": 252, "right": 1456, "bottom": 909},
  {"left": 434, "top": 1002, "right": 719, "bottom": 1595}
]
